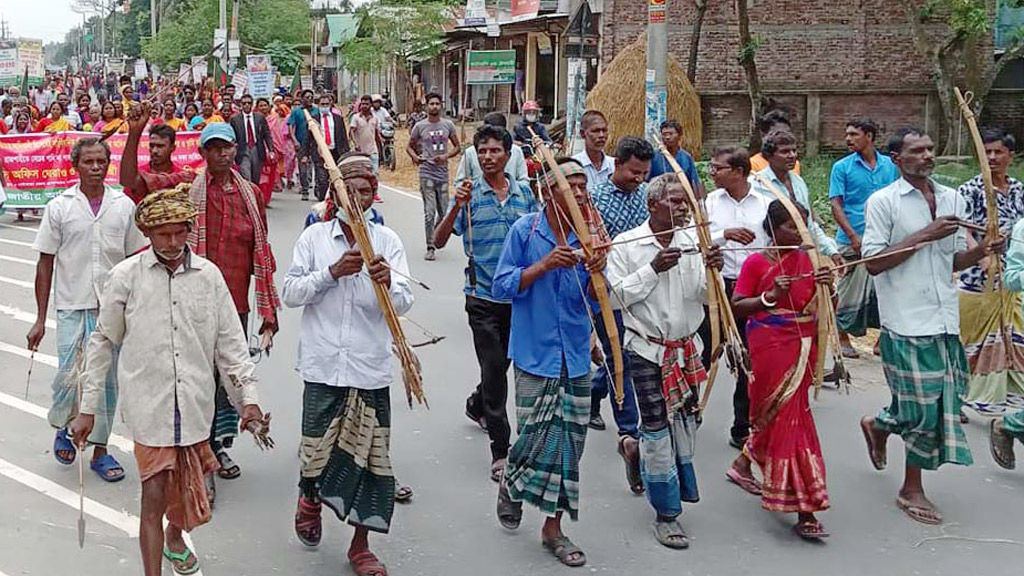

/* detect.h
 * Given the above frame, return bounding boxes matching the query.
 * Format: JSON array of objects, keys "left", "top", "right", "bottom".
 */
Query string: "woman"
[
  {"left": 183, "top": 102, "right": 200, "bottom": 129},
  {"left": 255, "top": 97, "right": 278, "bottom": 203},
  {"left": 146, "top": 102, "right": 162, "bottom": 132},
  {"left": 189, "top": 98, "right": 223, "bottom": 130},
  {"left": 37, "top": 101, "right": 72, "bottom": 132},
  {"left": 92, "top": 102, "right": 117, "bottom": 133},
  {"left": 8, "top": 109, "right": 34, "bottom": 134},
  {"left": 96, "top": 101, "right": 127, "bottom": 134},
  {"left": 726, "top": 200, "right": 833, "bottom": 540},
  {"left": 162, "top": 99, "right": 187, "bottom": 131},
  {"left": 266, "top": 95, "right": 295, "bottom": 190},
  {"left": 83, "top": 103, "right": 102, "bottom": 131}
]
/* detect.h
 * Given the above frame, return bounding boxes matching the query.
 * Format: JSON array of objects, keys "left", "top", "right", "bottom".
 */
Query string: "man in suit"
[
  {"left": 302, "top": 92, "right": 351, "bottom": 202},
  {"left": 231, "top": 94, "right": 274, "bottom": 184}
]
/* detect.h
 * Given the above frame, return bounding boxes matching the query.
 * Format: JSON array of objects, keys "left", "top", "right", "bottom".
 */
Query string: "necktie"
[
  {"left": 323, "top": 114, "right": 332, "bottom": 148},
  {"left": 246, "top": 115, "right": 256, "bottom": 147}
]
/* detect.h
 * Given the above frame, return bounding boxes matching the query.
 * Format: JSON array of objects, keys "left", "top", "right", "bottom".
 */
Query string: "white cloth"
[
  {"left": 81, "top": 250, "right": 259, "bottom": 447},
  {"left": 32, "top": 185, "right": 149, "bottom": 310},
  {"left": 320, "top": 113, "right": 335, "bottom": 150},
  {"left": 455, "top": 144, "right": 530, "bottom": 190},
  {"left": 606, "top": 220, "right": 707, "bottom": 365},
  {"left": 572, "top": 149, "right": 616, "bottom": 193},
  {"left": 705, "top": 186, "right": 772, "bottom": 279},
  {"left": 861, "top": 177, "right": 968, "bottom": 337},
  {"left": 282, "top": 219, "right": 415, "bottom": 390}
]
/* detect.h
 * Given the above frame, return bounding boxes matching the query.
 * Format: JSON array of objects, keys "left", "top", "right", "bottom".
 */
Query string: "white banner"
[{"left": 246, "top": 54, "right": 273, "bottom": 99}]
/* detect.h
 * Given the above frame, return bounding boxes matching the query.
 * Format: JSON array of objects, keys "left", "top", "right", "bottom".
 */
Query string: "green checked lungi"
[
  {"left": 1003, "top": 410, "right": 1024, "bottom": 440},
  {"left": 874, "top": 330, "right": 973, "bottom": 470}
]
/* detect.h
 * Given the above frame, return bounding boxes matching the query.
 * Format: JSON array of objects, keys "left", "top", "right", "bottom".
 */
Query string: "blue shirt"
[
  {"left": 591, "top": 180, "right": 649, "bottom": 240},
  {"left": 828, "top": 151, "right": 900, "bottom": 245},
  {"left": 648, "top": 148, "right": 700, "bottom": 191},
  {"left": 451, "top": 176, "right": 539, "bottom": 301},
  {"left": 493, "top": 213, "right": 596, "bottom": 378},
  {"left": 288, "top": 107, "right": 309, "bottom": 144}
]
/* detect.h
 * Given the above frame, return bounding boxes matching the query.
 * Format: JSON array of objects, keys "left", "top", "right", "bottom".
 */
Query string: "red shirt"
[
  {"left": 128, "top": 164, "right": 194, "bottom": 204},
  {"left": 204, "top": 174, "right": 266, "bottom": 314}
]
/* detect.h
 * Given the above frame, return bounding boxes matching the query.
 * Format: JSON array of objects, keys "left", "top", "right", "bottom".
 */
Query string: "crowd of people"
[{"left": 5, "top": 66, "right": 1023, "bottom": 575}]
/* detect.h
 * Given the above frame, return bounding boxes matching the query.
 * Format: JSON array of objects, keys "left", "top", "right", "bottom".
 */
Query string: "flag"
[
  {"left": 290, "top": 65, "right": 301, "bottom": 93},
  {"left": 20, "top": 66, "right": 28, "bottom": 96}
]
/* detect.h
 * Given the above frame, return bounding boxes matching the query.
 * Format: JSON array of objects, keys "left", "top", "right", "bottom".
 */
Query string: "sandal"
[
  {"left": 896, "top": 495, "right": 943, "bottom": 525},
  {"left": 295, "top": 495, "right": 323, "bottom": 547},
  {"left": 840, "top": 346, "right": 860, "bottom": 359},
  {"left": 990, "top": 419, "right": 1016, "bottom": 470},
  {"left": 794, "top": 519, "right": 830, "bottom": 540},
  {"left": 348, "top": 549, "right": 388, "bottom": 576},
  {"left": 53, "top": 429, "right": 76, "bottom": 465},
  {"left": 542, "top": 536, "right": 587, "bottom": 567},
  {"left": 162, "top": 546, "right": 200, "bottom": 575},
  {"left": 215, "top": 449, "right": 241, "bottom": 479},
  {"left": 394, "top": 483, "right": 414, "bottom": 503},
  {"left": 205, "top": 474, "right": 216, "bottom": 509},
  {"left": 860, "top": 416, "right": 886, "bottom": 471},
  {"left": 490, "top": 459, "right": 506, "bottom": 483},
  {"left": 617, "top": 436, "right": 644, "bottom": 494},
  {"left": 90, "top": 453, "right": 126, "bottom": 483},
  {"left": 653, "top": 519, "right": 690, "bottom": 549},
  {"left": 726, "top": 466, "right": 762, "bottom": 495},
  {"left": 496, "top": 481, "right": 522, "bottom": 530}
]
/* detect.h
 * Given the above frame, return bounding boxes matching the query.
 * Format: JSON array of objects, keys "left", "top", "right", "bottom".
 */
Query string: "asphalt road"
[{"left": 1, "top": 184, "right": 1023, "bottom": 576}]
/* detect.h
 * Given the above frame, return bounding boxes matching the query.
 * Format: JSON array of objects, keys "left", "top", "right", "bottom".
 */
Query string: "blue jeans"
[{"left": 591, "top": 310, "right": 639, "bottom": 438}]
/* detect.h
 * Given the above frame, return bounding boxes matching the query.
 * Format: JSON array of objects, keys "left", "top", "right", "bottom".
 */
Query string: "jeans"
[
  {"left": 723, "top": 278, "right": 750, "bottom": 442},
  {"left": 420, "top": 177, "right": 449, "bottom": 249},
  {"left": 298, "top": 148, "right": 312, "bottom": 198},
  {"left": 591, "top": 310, "right": 640, "bottom": 438},
  {"left": 464, "top": 296, "right": 512, "bottom": 461}
]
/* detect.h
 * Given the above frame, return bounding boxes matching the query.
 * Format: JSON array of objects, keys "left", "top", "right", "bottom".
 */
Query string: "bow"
[
  {"left": 752, "top": 172, "right": 846, "bottom": 397},
  {"left": 656, "top": 143, "right": 750, "bottom": 413},
  {"left": 304, "top": 110, "right": 427, "bottom": 409},
  {"left": 528, "top": 127, "right": 625, "bottom": 408}
]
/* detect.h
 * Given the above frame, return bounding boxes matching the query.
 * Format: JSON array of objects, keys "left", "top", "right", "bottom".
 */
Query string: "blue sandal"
[
  {"left": 53, "top": 429, "right": 76, "bottom": 465},
  {"left": 90, "top": 453, "right": 126, "bottom": 483}
]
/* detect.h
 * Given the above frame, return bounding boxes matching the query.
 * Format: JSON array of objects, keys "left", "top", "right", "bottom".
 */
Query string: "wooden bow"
[
  {"left": 304, "top": 110, "right": 427, "bottom": 408},
  {"left": 752, "top": 172, "right": 845, "bottom": 397},
  {"left": 656, "top": 143, "right": 750, "bottom": 413},
  {"left": 528, "top": 127, "right": 624, "bottom": 408}
]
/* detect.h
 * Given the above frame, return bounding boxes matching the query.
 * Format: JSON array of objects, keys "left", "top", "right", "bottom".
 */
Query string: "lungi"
[
  {"left": 1003, "top": 410, "right": 1024, "bottom": 440},
  {"left": 835, "top": 245, "right": 880, "bottom": 337},
  {"left": 49, "top": 309, "right": 118, "bottom": 445},
  {"left": 959, "top": 289, "right": 1024, "bottom": 414},
  {"left": 505, "top": 366, "right": 590, "bottom": 520},
  {"left": 874, "top": 330, "right": 973, "bottom": 470},
  {"left": 134, "top": 441, "right": 220, "bottom": 532},
  {"left": 299, "top": 382, "right": 395, "bottom": 533},
  {"left": 210, "top": 313, "right": 247, "bottom": 451}
]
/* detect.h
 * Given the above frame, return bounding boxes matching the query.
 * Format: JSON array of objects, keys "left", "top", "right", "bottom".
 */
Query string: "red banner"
[
  {"left": 0, "top": 131, "right": 204, "bottom": 208},
  {"left": 511, "top": 0, "right": 541, "bottom": 20}
]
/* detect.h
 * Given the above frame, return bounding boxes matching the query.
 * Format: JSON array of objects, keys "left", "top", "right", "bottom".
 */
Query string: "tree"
[
  {"left": 686, "top": 0, "right": 708, "bottom": 83},
  {"left": 902, "top": 0, "right": 1024, "bottom": 154},
  {"left": 735, "top": 0, "right": 765, "bottom": 149}
]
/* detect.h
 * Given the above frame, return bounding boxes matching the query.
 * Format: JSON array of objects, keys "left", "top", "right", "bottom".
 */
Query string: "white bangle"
[{"left": 760, "top": 291, "right": 777, "bottom": 308}]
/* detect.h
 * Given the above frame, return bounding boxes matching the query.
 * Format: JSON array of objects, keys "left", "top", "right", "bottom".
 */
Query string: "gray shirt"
[{"left": 410, "top": 118, "right": 456, "bottom": 182}]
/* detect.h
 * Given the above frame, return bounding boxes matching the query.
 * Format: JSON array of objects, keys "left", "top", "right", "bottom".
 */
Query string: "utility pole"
[
  {"left": 565, "top": 0, "right": 588, "bottom": 154},
  {"left": 150, "top": 0, "right": 157, "bottom": 36},
  {"left": 644, "top": 0, "right": 667, "bottom": 145}
]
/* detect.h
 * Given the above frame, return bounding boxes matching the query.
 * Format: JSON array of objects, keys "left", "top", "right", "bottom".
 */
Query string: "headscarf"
[{"left": 135, "top": 184, "right": 197, "bottom": 229}]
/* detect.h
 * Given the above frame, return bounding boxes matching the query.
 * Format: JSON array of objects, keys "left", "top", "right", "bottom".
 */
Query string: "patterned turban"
[
  {"left": 337, "top": 153, "right": 377, "bottom": 187},
  {"left": 541, "top": 159, "right": 587, "bottom": 191},
  {"left": 135, "top": 184, "right": 197, "bottom": 229}
]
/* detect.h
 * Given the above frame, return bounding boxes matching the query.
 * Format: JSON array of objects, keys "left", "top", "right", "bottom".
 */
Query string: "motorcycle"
[{"left": 380, "top": 120, "right": 396, "bottom": 171}]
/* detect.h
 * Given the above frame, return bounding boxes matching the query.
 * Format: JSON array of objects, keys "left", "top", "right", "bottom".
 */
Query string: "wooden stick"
[
  {"left": 382, "top": 263, "right": 431, "bottom": 290},
  {"left": 24, "top": 350, "right": 34, "bottom": 400}
]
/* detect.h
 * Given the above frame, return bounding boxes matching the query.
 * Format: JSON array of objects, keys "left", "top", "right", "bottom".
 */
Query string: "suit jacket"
[
  {"left": 302, "top": 110, "right": 350, "bottom": 162},
  {"left": 231, "top": 112, "right": 273, "bottom": 164}
]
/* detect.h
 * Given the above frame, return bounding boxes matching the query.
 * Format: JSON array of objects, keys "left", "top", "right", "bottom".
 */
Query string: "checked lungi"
[
  {"left": 835, "top": 245, "right": 880, "bottom": 337},
  {"left": 48, "top": 309, "right": 118, "bottom": 446},
  {"left": 504, "top": 365, "right": 590, "bottom": 520},
  {"left": 959, "top": 289, "right": 1024, "bottom": 414},
  {"left": 1003, "top": 410, "right": 1024, "bottom": 440},
  {"left": 298, "top": 382, "right": 395, "bottom": 533},
  {"left": 873, "top": 330, "right": 973, "bottom": 470}
]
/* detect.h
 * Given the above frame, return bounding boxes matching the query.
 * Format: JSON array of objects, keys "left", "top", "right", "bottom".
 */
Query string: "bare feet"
[{"left": 860, "top": 416, "right": 888, "bottom": 471}]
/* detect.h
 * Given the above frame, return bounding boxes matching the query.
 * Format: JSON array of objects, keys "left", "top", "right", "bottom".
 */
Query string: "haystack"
[{"left": 585, "top": 32, "right": 703, "bottom": 158}]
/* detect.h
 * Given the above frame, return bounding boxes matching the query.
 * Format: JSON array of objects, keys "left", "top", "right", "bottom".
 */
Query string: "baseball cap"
[{"left": 200, "top": 123, "right": 236, "bottom": 147}]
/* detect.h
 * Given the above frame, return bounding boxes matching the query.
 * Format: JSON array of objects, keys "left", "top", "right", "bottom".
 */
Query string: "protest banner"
[
  {"left": 0, "top": 131, "right": 204, "bottom": 208},
  {"left": 191, "top": 56, "right": 207, "bottom": 83},
  {"left": 16, "top": 38, "right": 44, "bottom": 85},
  {"left": 247, "top": 54, "right": 273, "bottom": 99},
  {"left": 0, "top": 41, "right": 18, "bottom": 87}
]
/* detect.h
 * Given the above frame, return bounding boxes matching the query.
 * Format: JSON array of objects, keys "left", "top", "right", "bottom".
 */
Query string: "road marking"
[
  {"left": 0, "top": 237, "right": 34, "bottom": 248},
  {"left": 0, "top": 275, "right": 32, "bottom": 288},
  {"left": 0, "top": 222, "right": 39, "bottom": 234},
  {"left": 0, "top": 341, "right": 57, "bottom": 367},
  {"left": 0, "top": 391, "right": 135, "bottom": 454},
  {"left": 0, "top": 304, "right": 56, "bottom": 329},
  {"left": 0, "top": 253, "right": 35, "bottom": 266},
  {"left": 379, "top": 183, "right": 422, "bottom": 201}
]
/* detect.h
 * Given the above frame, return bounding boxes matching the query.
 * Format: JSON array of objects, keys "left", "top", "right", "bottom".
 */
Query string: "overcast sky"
[{"left": 4, "top": 0, "right": 86, "bottom": 44}]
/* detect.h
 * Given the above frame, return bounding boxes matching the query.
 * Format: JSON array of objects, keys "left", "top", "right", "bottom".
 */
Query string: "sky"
[{"left": 3, "top": 0, "right": 86, "bottom": 44}]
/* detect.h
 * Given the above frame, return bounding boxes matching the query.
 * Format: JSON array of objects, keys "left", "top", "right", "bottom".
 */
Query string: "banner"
[
  {"left": 134, "top": 58, "right": 148, "bottom": 80},
  {"left": 511, "top": 0, "right": 540, "bottom": 21},
  {"left": 466, "top": 50, "right": 516, "bottom": 85},
  {"left": 0, "top": 131, "right": 204, "bottom": 208},
  {"left": 0, "top": 41, "right": 17, "bottom": 87},
  {"left": 231, "top": 69, "right": 248, "bottom": 92},
  {"left": 246, "top": 54, "right": 273, "bottom": 99},
  {"left": 16, "top": 39, "right": 44, "bottom": 86},
  {"left": 191, "top": 56, "right": 207, "bottom": 84}
]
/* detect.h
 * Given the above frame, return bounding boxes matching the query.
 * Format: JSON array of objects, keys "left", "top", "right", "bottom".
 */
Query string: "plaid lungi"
[
  {"left": 49, "top": 309, "right": 118, "bottom": 446},
  {"left": 298, "top": 382, "right": 395, "bottom": 533},
  {"left": 505, "top": 366, "right": 590, "bottom": 520},
  {"left": 835, "top": 245, "right": 880, "bottom": 336},
  {"left": 874, "top": 330, "right": 973, "bottom": 470},
  {"left": 958, "top": 289, "right": 1024, "bottom": 414}
]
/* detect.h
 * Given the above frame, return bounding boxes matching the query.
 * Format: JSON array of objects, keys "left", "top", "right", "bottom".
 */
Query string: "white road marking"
[
  {"left": 0, "top": 275, "right": 33, "bottom": 288},
  {"left": 379, "top": 183, "right": 422, "bottom": 201},
  {"left": 0, "top": 341, "right": 57, "bottom": 367},
  {"left": 0, "top": 390, "right": 135, "bottom": 455},
  {"left": 0, "top": 222, "right": 39, "bottom": 234},
  {"left": 0, "top": 304, "right": 56, "bottom": 329},
  {"left": 0, "top": 237, "right": 34, "bottom": 248},
  {"left": 0, "top": 253, "right": 35, "bottom": 266}
]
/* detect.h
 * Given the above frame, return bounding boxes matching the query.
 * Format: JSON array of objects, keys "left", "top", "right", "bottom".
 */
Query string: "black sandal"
[
  {"left": 542, "top": 536, "right": 587, "bottom": 567},
  {"left": 216, "top": 449, "right": 241, "bottom": 480},
  {"left": 496, "top": 481, "right": 522, "bottom": 530}
]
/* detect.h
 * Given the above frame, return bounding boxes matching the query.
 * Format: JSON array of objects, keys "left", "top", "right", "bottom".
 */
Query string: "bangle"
[{"left": 760, "top": 291, "right": 777, "bottom": 308}]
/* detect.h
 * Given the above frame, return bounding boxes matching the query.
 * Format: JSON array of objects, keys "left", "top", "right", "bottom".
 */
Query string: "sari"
[
  {"left": 164, "top": 117, "right": 188, "bottom": 131},
  {"left": 96, "top": 118, "right": 127, "bottom": 134},
  {"left": 734, "top": 250, "right": 830, "bottom": 514},
  {"left": 40, "top": 117, "right": 72, "bottom": 132},
  {"left": 267, "top": 105, "right": 294, "bottom": 185}
]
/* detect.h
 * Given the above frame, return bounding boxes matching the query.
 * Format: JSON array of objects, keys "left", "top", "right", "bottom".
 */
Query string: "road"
[{"left": 1, "top": 184, "right": 1022, "bottom": 576}]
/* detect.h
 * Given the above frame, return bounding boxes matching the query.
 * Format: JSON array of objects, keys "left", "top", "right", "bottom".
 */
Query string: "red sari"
[{"left": 734, "top": 250, "right": 830, "bottom": 513}]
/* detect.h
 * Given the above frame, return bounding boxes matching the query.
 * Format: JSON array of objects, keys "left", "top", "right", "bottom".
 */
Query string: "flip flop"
[
  {"left": 794, "top": 519, "right": 830, "bottom": 540},
  {"left": 542, "top": 536, "right": 587, "bottom": 567},
  {"left": 348, "top": 549, "right": 388, "bottom": 576},
  {"left": 90, "top": 453, "right": 125, "bottom": 483},
  {"left": 990, "top": 419, "right": 1016, "bottom": 470},
  {"left": 162, "top": 546, "right": 200, "bottom": 575},
  {"left": 652, "top": 519, "right": 690, "bottom": 549},
  {"left": 860, "top": 417, "right": 886, "bottom": 471},
  {"left": 394, "top": 484, "right": 414, "bottom": 503},
  {"left": 53, "top": 429, "right": 76, "bottom": 465},
  {"left": 840, "top": 346, "right": 860, "bottom": 359},
  {"left": 617, "top": 436, "right": 644, "bottom": 495},
  {"left": 725, "top": 466, "right": 762, "bottom": 496},
  {"left": 896, "top": 496, "right": 943, "bottom": 525}
]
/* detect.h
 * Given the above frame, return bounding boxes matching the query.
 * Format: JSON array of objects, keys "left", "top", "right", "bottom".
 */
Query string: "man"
[
  {"left": 454, "top": 112, "right": 530, "bottom": 190},
  {"left": 70, "top": 187, "right": 266, "bottom": 576},
  {"left": 434, "top": 124, "right": 538, "bottom": 482},
  {"left": 290, "top": 89, "right": 315, "bottom": 200},
  {"left": 407, "top": 92, "right": 460, "bottom": 261},
  {"left": 220, "top": 84, "right": 238, "bottom": 117},
  {"left": 121, "top": 102, "right": 195, "bottom": 204},
  {"left": 512, "top": 100, "right": 552, "bottom": 147},
  {"left": 571, "top": 110, "right": 615, "bottom": 193},
  {"left": 859, "top": 127, "right": 1002, "bottom": 525},
  {"left": 992, "top": 211, "right": 1024, "bottom": 470},
  {"left": 749, "top": 110, "right": 802, "bottom": 175},
  {"left": 705, "top": 145, "right": 771, "bottom": 449},
  {"left": 371, "top": 94, "right": 393, "bottom": 126},
  {"left": 607, "top": 174, "right": 722, "bottom": 550},
  {"left": 230, "top": 94, "right": 275, "bottom": 184},
  {"left": 188, "top": 123, "right": 281, "bottom": 503},
  {"left": 491, "top": 158, "right": 605, "bottom": 568},
  {"left": 304, "top": 93, "right": 351, "bottom": 202},
  {"left": 27, "top": 137, "right": 148, "bottom": 482},
  {"left": 588, "top": 137, "right": 653, "bottom": 493},
  {"left": 350, "top": 94, "right": 383, "bottom": 174},
  {"left": 283, "top": 154, "right": 412, "bottom": 576},
  {"left": 647, "top": 119, "right": 704, "bottom": 197},
  {"left": 829, "top": 119, "right": 900, "bottom": 357}
]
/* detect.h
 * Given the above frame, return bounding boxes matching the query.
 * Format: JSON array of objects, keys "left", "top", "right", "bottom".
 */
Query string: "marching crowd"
[{"left": 3, "top": 68, "right": 1023, "bottom": 576}]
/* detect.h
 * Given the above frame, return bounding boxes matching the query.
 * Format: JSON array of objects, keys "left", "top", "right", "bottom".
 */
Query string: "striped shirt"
[{"left": 451, "top": 175, "right": 539, "bottom": 302}]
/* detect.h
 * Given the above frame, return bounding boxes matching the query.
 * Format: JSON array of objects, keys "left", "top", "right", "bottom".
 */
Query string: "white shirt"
[
  {"left": 33, "top": 185, "right": 149, "bottom": 310},
  {"left": 861, "top": 177, "right": 968, "bottom": 337},
  {"left": 572, "top": 149, "right": 616, "bottom": 192},
  {"left": 607, "top": 221, "right": 707, "bottom": 365},
  {"left": 82, "top": 250, "right": 259, "bottom": 447},
  {"left": 372, "top": 107, "right": 392, "bottom": 125},
  {"left": 244, "top": 113, "right": 257, "bottom": 146},
  {"left": 283, "top": 219, "right": 415, "bottom": 389},
  {"left": 705, "top": 186, "right": 772, "bottom": 279},
  {"left": 750, "top": 167, "right": 839, "bottom": 256},
  {"left": 320, "top": 112, "right": 336, "bottom": 150}
]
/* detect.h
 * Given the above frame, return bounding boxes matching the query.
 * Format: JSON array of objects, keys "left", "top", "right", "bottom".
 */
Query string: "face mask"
[
  {"left": 525, "top": 113, "right": 538, "bottom": 123},
  {"left": 337, "top": 205, "right": 374, "bottom": 225},
  {"left": 319, "top": 106, "right": 331, "bottom": 115}
]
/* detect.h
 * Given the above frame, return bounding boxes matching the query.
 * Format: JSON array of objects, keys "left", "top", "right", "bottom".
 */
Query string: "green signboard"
[{"left": 466, "top": 50, "right": 516, "bottom": 85}]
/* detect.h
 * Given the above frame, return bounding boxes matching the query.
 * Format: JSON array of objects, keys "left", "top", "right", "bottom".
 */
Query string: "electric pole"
[{"left": 645, "top": 0, "right": 667, "bottom": 145}]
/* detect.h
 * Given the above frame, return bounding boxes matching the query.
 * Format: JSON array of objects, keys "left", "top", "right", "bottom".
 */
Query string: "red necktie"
[
  {"left": 322, "top": 114, "right": 332, "bottom": 147},
  {"left": 246, "top": 115, "right": 256, "bottom": 146}
]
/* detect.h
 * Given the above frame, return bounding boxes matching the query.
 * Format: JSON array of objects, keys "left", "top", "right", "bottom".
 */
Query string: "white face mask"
[
  {"left": 337, "top": 204, "right": 374, "bottom": 225},
  {"left": 319, "top": 106, "right": 331, "bottom": 115},
  {"left": 525, "top": 112, "right": 539, "bottom": 123}
]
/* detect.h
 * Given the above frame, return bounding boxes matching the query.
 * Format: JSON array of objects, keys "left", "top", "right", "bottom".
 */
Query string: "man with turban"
[
  {"left": 71, "top": 186, "right": 267, "bottom": 576},
  {"left": 283, "top": 153, "right": 414, "bottom": 576}
]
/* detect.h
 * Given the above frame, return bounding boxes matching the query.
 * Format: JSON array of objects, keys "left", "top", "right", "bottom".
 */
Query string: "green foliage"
[
  {"left": 737, "top": 34, "right": 762, "bottom": 65},
  {"left": 262, "top": 40, "right": 303, "bottom": 76},
  {"left": 339, "top": 1, "right": 450, "bottom": 74}
]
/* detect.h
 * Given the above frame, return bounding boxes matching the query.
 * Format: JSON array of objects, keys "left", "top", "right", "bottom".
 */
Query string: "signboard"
[
  {"left": 466, "top": 50, "right": 516, "bottom": 85},
  {"left": 16, "top": 39, "right": 44, "bottom": 85},
  {"left": 213, "top": 28, "right": 227, "bottom": 53},
  {"left": 465, "top": 0, "right": 487, "bottom": 26},
  {"left": 246, "top": 54, "right": 273, "bottom": 99},
  {"left": 511, "top": 0, "right": 540, "bottom": 21},
  {"left": 0, "top": 41, "right": 17, "bottom": 86},
  {"left": 133, "top": 58, "right": 148, "bottom": 80},
  {"left": 228, "top": 40, "right": 241, "bottom": 59},
  {"left": 190, "top": 56, "right": 207, "bottom": 84},
  {"left": 486, "top": 23, "right": 501, "bottom": 37},
  {"left": 230, "top": 69, "right": 248, "bottom": 92},
  {"left": 537, "top": 34, "right": 552, "bottom": 56},
  {"left": 0, "top": 131, "right": 204, "bottom": 208},
  {"left": 301, "top": 75, "right": 313, "bottom": 90},
  {"left": 106, "top": 57, "right": 125, "bottom": 75},
  {"left": 648, "top": 0, "right": 666, "bottom": 24},
  {"left": 179, "top": 63, "right": 191, "bottom": 80}
]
